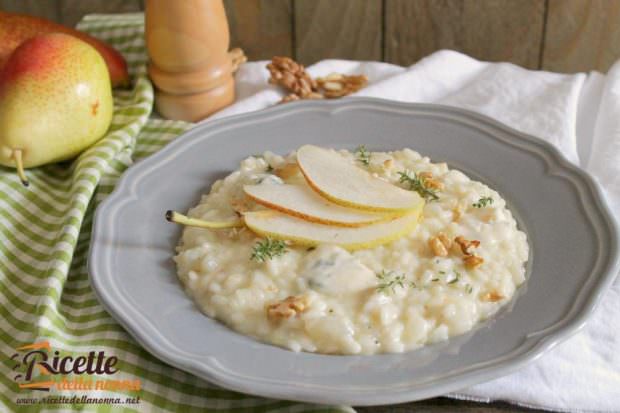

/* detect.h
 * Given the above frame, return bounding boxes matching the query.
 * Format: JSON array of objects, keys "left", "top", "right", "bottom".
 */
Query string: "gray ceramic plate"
[{"left": 88, "top": 98, "right": 619, "bottom": 405}]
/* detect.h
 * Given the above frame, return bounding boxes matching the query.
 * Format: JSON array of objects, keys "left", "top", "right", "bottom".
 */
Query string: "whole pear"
[
  {"left": 0, "top": 11, "right": 130, "bottom": 87},
  {"left": 0, "top": 33, "right": 113, "bottom": 185}
]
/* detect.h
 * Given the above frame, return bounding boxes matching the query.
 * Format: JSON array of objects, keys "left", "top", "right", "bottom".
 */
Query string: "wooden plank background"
[
  {"left": 385, "top": 0, "right": 546, "bottom": 69},
  {"left": 1, "top": 0, "right": 620, "bottom": 73}
]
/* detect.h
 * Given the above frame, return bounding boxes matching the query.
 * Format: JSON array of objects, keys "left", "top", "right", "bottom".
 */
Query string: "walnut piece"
[
  {"left": 481, "top": 290, "right": 504, "bottom": 302},
  {"left": 437, "top": 232, "right": 452, "bottom": 249},
  {"left": 463, "top": 255, "right": 484, "bottom": 269},
  {"left": 280, "top": 92, "right": 322, "bottom": 104},
  {"left": 418, "top": 171, "right": 444, "bottom": 190},
  {"left": 429, "top": 232, "right": 452, "bottom": 257},
  {"left": 316, "top": 73, "right": 368, "bottom": 98},
  {"left": 267, "top": 295, "right": 308, "bottom": 320},
  {"left": 451, "top": 235, "right": 484, "bottom": 268},
  {"left": 267, "top": 58, "right": 368, "bottom": 103},
  {"left": 267, "top": 56, "right": 317, "bottom": 98},
  {"left": 429, "top": 237, "right": 448, "bottom": 257},
  {"left": 454, "top": 236, "right": 480, "bottom": 256},
  {"left": 280, "top": 93, "right": 300, "bottom": 103}
]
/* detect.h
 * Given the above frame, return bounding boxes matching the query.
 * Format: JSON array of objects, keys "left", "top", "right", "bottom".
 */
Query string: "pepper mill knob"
[{"left": 145, "top": 0, "right": 244, "bottom": 122}]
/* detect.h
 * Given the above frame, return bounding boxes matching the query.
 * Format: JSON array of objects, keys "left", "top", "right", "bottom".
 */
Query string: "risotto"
[{"left": 173, "top": 147, "right": 529, "bottom": 355}]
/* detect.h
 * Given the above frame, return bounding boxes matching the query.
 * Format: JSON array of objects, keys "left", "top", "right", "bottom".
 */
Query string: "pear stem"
[
  {"left": 165, "top": 210, "right": 244, "bottom": 229},
  {"left": 13, "top": 149, "right": 29, "bottom": 187}
]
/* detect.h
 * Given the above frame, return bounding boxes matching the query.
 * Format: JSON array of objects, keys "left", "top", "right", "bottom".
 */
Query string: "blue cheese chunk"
[{"left": 299, "top": 245, "right": 375, "bottom": 296}]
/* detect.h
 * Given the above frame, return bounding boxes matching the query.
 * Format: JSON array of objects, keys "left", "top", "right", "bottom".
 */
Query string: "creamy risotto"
[{"left": 173, "top": 147, "right": 529, "bottom": 355}]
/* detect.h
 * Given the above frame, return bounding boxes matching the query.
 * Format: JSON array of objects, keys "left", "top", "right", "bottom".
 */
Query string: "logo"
[{"left": 11, "top": 341, "right": 140, "bottom": 392}]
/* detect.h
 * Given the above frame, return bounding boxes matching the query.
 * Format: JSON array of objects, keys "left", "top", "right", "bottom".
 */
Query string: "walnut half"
[
  {"left": 454, "top": 236, "right": 480, "bottom": 255},
  {"left": 267, "top": 295, "right": 308, "bottom": 320},
  {"left": 267, "top": 56, "right": 317, "bottom": 98},
  {"left": 453, "top": 235, "right": 484, "bottom": 268},
  {"left": 429, "top": 232, "right": 452, "bottom": 257}
]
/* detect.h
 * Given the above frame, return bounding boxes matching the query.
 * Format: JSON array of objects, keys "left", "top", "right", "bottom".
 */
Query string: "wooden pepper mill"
[{"left": 145, "top": 0, "right": 245, "bottom": 122}]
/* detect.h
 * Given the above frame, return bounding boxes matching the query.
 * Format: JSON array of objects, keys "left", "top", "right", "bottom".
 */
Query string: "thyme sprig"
[
  {"left": 355, "top": 145, "right": 371, "bottom": 166},
  {"left": 473, "top": 196, "right": 493, "bottom": 208},
  {"left": 376, "top": 270, "right": 406, "bottom": 294},
  {"left": 375, "top": 269, "right": 471, "bottom": 294},
  {"left": 250, "top": 238, "right": 288, "bottom": 262},
  {"left": 398, "top": 170, "right": 439, "bottom": 201}
]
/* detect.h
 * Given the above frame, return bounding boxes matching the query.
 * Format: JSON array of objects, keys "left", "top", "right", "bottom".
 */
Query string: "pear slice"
[
  {"left": 243, "top": 209, "right": 421, "bottom": 251},
  {"left": 244, "top": 184, "right": 396, "bottom": 227},
  {"left": 297, "top": 145, "right": 424, "bottom": 213}
]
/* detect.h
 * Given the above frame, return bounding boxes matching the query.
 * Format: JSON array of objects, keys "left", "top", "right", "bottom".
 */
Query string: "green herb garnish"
[
  {"left": 448, "top": 271, "right": 461, "bottom": 284},
  {"left": 398, "top": 170, "right": 439, "bottom": 201},
  {"left": 473, "top": 196, "right": 493, "bottom": 208},
  {"left": 355, "top": 145, "right": 371, "bottom": 166},
  {"left": 376, "top": 270, "right": 405, "bottom": 294},
  {"left": 251, "top": 238, "right": 288, "bottom": 262},
  {"left": 466, "top": 284, "right": 474, "bottom": 294}
]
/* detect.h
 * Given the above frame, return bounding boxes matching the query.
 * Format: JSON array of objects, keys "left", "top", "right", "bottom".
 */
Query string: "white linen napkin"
[{"left": 203, "top": 50, "right": 620, "bottom": 412}]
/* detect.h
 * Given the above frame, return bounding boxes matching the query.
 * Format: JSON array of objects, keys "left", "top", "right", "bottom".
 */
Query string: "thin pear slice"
[
  {"left": 166, "top": 211, "right": 243, "bottom": 229},
  {"left": 297, "top": 145, "right": 424, "bottom": 213},
  {"left": 243, "top": 209, "right": 421, "bottom": 251},
  {"left": 244, "top": 184, "right": 397, "bottom": 227}
]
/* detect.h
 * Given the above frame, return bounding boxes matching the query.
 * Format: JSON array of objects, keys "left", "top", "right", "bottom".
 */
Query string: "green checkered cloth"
[{"left": 0, "top": 13, "right": 353, "bottom": 413}]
